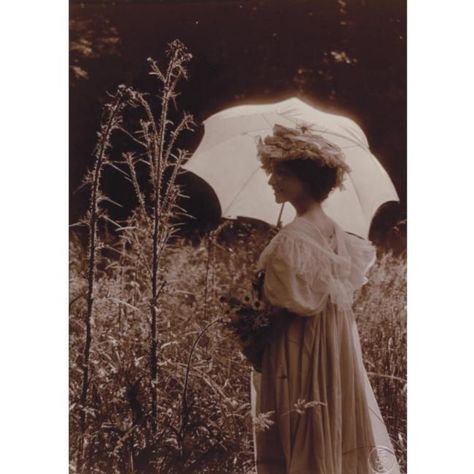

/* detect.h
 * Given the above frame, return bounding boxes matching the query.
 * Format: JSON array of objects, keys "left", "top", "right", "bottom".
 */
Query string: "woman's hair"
[{"left": 274, "top": 159, "right": 338, "bottom": 203}]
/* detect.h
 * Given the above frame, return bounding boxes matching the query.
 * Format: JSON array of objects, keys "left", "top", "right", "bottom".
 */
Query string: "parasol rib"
[{"left": 222, "top": 165, "right": 261, "bottom": 216}]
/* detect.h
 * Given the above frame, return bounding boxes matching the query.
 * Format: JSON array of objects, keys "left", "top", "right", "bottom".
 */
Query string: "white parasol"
[{"left": 183, "top": 97, "right": 398, "bottom": 238}]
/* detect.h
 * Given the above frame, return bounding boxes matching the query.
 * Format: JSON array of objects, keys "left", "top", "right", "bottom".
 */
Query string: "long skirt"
[{"left": 250, "top": 305, "right": 400, "bottom": 474}]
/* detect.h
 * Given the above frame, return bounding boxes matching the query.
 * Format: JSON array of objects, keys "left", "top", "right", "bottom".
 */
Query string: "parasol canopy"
[{"left": 183, "top": 97, "right": 398, "bottom": 238}]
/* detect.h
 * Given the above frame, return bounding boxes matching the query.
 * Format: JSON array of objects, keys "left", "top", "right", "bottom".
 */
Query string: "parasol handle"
[{"left": 276, "top": 202, "right": 285, "bottom": 229}]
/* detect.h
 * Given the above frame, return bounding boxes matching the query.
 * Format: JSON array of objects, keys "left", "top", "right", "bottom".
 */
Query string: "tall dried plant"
[
  {"left": 119, "top": 40, "right": 195, "bottom": 439},
  {"left": 76, "top": 86, "right": 129, "bottom": 468}
]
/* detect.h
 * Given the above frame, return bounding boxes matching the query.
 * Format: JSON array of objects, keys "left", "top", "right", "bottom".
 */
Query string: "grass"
[
  {"left": 69, "top": 221, "right": 406, "bottom": 473},
  {"left": 69, "top": 41, "right": 406, "bottom": 474}
]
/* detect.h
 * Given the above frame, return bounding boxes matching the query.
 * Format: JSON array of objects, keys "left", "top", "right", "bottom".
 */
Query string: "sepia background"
[
  {"left": 69, "top": 1, "right": 407, "bottom": 472},
  {"left": 70, "top": 0, "right": 406, "bottom": 248}
]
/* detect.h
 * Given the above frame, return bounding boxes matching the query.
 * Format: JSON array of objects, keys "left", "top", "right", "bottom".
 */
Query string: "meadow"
[
  {"left": 69, "top": 221, "right": 406, "bottom": 473},
  {"left": 69, "top": 42, "right": 406, "bottom": 473}
]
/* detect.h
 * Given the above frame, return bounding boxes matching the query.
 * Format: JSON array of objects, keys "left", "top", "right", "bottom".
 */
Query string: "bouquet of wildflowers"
[{"left": 220, "top": 271, "right": 275, "bottom": 372}]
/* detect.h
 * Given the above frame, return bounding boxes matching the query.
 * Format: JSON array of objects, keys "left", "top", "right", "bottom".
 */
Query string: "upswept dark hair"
[{"left": 273, "top": 159, "right": 338, "bottom": 203}]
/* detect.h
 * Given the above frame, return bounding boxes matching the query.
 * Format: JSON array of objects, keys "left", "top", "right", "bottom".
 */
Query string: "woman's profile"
[{"left": 250, "top": 124, "right": 400, "bottom": 474}]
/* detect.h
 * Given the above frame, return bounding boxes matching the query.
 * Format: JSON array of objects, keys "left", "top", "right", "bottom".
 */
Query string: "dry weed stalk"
[
  {"left": 118, "top": 40, "right": 195, "bottom": 439},
  {"left": 74, "top": 39, "right": 195, "bottom": 463},
  {"left": 77, "top": 86, "right": 129, "bottom": 469}
]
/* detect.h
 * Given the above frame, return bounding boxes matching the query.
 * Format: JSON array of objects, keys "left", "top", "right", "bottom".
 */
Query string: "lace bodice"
[{"left": 256, "top": 216, "right": 376, "bottom": 316}]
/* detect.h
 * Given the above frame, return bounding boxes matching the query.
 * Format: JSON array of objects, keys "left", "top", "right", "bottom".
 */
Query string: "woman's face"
[{"left": 267, "top": 163, "right": 309, "bottom": 204}]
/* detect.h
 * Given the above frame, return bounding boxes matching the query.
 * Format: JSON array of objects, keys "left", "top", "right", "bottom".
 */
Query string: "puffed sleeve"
[
  {"left": 261, "top": 232, "right": 331, "bottom": 317},
  {"left": 343, "top": 232, "right": 377, "bottom": 291}
]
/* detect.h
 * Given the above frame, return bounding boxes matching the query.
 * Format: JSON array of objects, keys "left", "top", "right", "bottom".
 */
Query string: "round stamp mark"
[{"left": 368, "top": 445, "right": 397, "bottom": 473}]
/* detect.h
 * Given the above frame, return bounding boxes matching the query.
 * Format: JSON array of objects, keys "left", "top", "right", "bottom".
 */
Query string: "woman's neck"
[{"left": 291, "top": 198, "right": 334, "bottom": 233}]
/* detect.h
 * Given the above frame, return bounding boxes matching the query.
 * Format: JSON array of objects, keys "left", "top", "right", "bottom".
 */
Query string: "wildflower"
[{"left": 220, "top": 286, "right": 273, "bottom": 372}]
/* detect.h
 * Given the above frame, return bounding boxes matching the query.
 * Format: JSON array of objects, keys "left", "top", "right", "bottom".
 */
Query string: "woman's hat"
[{"left": 257, "top": 123, "right": 351, "bottom": 189}]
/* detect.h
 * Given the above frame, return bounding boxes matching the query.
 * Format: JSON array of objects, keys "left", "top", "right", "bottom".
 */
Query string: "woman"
[{"left": 251, "top": 124, "right": 400, "bottom": 474}]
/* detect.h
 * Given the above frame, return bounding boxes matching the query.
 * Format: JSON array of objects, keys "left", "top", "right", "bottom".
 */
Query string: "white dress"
[{"left": 251, "top": 215, "right": 401, "bottom": 474}]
